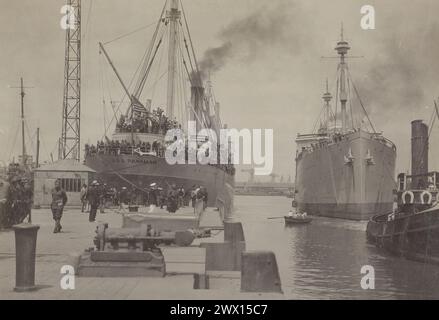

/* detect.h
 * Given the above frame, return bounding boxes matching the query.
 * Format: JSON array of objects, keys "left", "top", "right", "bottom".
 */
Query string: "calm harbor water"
[{"left": 234, "top": 195, "right": 439, "bottom": 300}]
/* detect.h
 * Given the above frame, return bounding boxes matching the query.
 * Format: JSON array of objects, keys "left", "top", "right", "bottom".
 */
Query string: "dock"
[{"left": 0, "top": 207, "right": 284, "bottom": 300}]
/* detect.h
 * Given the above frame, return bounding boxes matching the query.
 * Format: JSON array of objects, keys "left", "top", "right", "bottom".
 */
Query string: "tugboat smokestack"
[{"left": 411, "top": 120, "right": 429, "bottom": 188}]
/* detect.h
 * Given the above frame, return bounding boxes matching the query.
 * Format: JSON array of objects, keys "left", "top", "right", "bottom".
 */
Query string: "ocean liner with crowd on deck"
[
  {"left": 84, "top": 0, "right": 235, "bottom": 214},
  {"left": 294, "top": 29, "right": 397, "bottom": 220}
]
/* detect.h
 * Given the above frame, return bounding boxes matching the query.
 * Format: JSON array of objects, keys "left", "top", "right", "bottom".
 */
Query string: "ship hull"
[
  {"left": 299, "top": 202, "right": 393, "bottom": 221},
  {"left": 85, "top": 154, "right": 235, "bottom": 213},
  {"left": 367, "top": 208, "right": 439, "bottom": 265},
  {"left": 296, "top": 131, "right": 396, "bottom": 221}
]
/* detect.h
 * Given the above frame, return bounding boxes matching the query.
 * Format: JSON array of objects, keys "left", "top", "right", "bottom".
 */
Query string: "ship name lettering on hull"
[
  {"left": 127, "top": 159, "right": 158, "bottom": 165},
  {"left": 108, "top": 158, "right": 158, "bottom": 165},
  {"left": 111, "top": 158, "right": 126, "bottom": 164}
]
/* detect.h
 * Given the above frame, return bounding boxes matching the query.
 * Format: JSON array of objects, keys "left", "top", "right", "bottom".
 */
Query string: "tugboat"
[{"left": 367, "top": 116, "right": 439, "bottom": 264}]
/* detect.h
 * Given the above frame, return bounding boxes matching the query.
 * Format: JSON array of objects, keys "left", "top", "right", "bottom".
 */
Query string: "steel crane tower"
[{"left": 60, "top": 0, "right": 81, "bottom": 161}]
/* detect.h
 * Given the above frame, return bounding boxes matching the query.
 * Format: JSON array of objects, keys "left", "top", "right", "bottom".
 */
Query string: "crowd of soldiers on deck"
[
  {"left": 0, "top": 164, "right": 33, "bottom": 229},
  {"left": 115, "top": 107, "right": 180, "bottom": 135}
]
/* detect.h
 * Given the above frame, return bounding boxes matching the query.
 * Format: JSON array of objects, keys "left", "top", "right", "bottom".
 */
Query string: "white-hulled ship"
[
  {"left": 84, "top": 0, "right": 235, "bottom": 214},
  {"left": 294, "top": 30, "right": 397, "bottom": 220}
]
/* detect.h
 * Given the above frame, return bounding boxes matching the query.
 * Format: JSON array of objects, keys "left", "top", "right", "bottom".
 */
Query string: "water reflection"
[{"left": 235, "top": 196, "right": 439, "bottom": 300}]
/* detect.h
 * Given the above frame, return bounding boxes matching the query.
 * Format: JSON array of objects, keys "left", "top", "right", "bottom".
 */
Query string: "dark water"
[{"left": 234, "top": 196, "right": 439, "bottom": 300}]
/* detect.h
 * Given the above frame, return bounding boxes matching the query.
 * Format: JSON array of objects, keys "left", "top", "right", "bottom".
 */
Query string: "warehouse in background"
[{"left": 33, "top": 159, "right": 95, "bottom": 208}]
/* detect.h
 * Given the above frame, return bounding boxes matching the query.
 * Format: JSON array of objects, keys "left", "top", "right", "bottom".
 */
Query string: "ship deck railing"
[
  {"left": 370, "top": 134, "right": 396, "bottom": 151},
  {"left": 297, "top": 130, "right": 396, "bottom": 156}
]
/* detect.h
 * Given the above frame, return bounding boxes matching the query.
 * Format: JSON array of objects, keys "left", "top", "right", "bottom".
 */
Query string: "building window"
[{"left": 60, "top": 178, "right": 82, "bottom": 193}]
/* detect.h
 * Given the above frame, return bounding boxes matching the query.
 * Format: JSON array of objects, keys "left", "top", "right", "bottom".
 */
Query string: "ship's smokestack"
[
  {"left": 411, "top": 120, "right": 429, "bottom": 188},
  {"left": 190, "top": 78, "right": 205, "bottom": 131},
  {"left": 191, "top": 86, "right": 204, "bottom": 112}
]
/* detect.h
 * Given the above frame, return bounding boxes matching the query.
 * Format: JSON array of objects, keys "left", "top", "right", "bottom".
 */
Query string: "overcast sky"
[{"left": 1, "top": 0, "right": 439, "bottom": 182}]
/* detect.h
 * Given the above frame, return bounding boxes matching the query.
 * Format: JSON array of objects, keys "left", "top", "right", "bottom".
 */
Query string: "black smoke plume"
[
  {"left": 355, "top": 21, "right": 439, "bottom": 122},
  {"left": 195, "top": 1, "right": 306, "bottom": 81}
]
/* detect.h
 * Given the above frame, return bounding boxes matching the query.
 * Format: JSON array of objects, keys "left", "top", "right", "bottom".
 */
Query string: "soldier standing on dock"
[
  {"left": 177, "top": 185, "right": 185, "bottom": 209},
  {"left": 158, "top": 187, "right": 165, "bottom": 209},
  {"left": 99, "top": 183, "right": 107, "bottom": 213},
  {"left": 190, "top": 185, "right": 197, "bottom": 209},
  {"left": 51, "top": 179, "right": 68, "bottom": 234},
  {"left": 8, "top": 176, "right": 25, "bottom": 224},
  {"left": 80, "top": 184, "right": 88, "bottom": 213},
  {"left": 21, "top": 178, "right": 33, "bottom": 220},
  {"left": 167, "top": 184, "right": 178, "bottom": 213},
  {"left": 0, "top": 178, "right": 9, "bottom": 228},
  {"left": 119, "top": 187, "right": 128, "bottom": 209},
  {"left": 148, "top": 183, "right": 158, "bottom": 209},
  {"left": 87, "top": 181, "right": 100, "bottom": 222},
  {"left": 199, "top": 187, "right": 208, "bottom": 210}
]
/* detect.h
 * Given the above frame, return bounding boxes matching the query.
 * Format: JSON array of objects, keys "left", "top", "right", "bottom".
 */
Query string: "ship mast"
[
  {"left": 322, "top": 79, "right": 333, "bottom": 131},
  {"left": 166, "top": 0, "right": 181, "bottom": 120},
  {"left": 10, "top": 77, "right": 33, "bottom": 167},
  {"left": 20, "top": 78, "right": 27, "bottom": 166},
  {"left": 335, "top": 25, "right": 350, "bottom": 134}
]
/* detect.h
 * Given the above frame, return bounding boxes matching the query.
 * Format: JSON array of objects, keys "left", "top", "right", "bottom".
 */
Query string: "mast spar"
[
  {"left": 166, "top": 0, "right": 181, "bottom": 120},
  {"left": 99, "top": 42, "right": 133, "bottom": 103},
  {"left": 335, "top": 25, "right": 350, "bottom": 134},
  {"left": 20, "top": 78, "right": 26, "bottom": 166},
  {"left": 9, "top": 77, "right": 33, "bottom": 167},
  {"left": 322, "top": 79, "right": 333, "bottom": 131}
]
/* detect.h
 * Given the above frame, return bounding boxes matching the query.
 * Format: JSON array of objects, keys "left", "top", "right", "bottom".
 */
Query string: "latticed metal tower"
[{"left": 60, "top": 0, "right": 81, "bottom": 161}]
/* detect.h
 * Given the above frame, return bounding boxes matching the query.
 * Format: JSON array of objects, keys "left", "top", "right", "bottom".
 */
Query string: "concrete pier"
[
  {"left": 0, "top": 208, "right": 284, "bottom": 300},
  {"left": 121, "top": 206, "right": 223, "bottom": 231},
  {"left": 199, "top": 221, "right": 283, "bottom": 294},
  {"left": 241, "top": 251, "right": 283, "bottom": 293},
  {"left": 202, "top": 222, "right": 246, "bottom": 272}
]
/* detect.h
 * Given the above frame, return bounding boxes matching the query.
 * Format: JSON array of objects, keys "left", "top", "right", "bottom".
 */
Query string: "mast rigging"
[{"left": 99, "top": 42, "right": 134, "bottom": 104}]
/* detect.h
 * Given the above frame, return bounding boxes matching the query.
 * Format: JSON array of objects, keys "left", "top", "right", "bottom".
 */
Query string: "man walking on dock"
[
  {"left": 51, "top": 179, "right": 67, "bottom": 234},
  {"left": 87, "top": 181, "right": 100, "bottom": 222},
  {"left": 80, "top": 184, "right": 88, "bottom": 213}
]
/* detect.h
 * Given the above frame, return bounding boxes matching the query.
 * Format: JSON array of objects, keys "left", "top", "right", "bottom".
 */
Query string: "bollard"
[
  {"left": 201, "top": 221, "right": 246, "bottom": 271},
  {"left": 241, "top": 251, "right": 283, "bottom": 294},
  {"left": 193, "top": 273, "right": 210, "bottom": 289},
  {"left": 224, "top": 203, "right": 233, "bottom": 222},
  {"left": 13, "top": 223, "right": 40, "bottom": 292},
  {"left": 203, "top": 241, "right": 246, "bottom": 271},
  {"left": 224, "top": 222, "right": 245, "bottom": 243}
]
